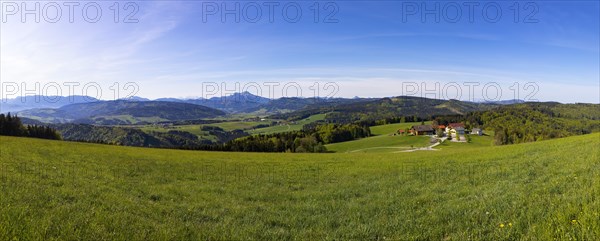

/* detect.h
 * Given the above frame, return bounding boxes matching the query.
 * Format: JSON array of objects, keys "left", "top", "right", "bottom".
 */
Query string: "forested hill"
[
  {"left": 242, "top": 97, "right": 369, "bottom": 114},
  {"left": 435, "top": 102, "right": 600, "bottom": 145},
  {"left": 270, "top": 96, "right": 497, "bottom": 123},
  {"left": 18, "top": 100, "right": 226, "bottom": 124},
  {"left": 52, "top": 124, "right": 247, "bottom": 148}
]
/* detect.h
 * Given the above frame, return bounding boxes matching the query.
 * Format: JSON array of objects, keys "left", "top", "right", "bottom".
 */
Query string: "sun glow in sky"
[{"left": 1, "top": 1, "right": 599, "bottom": 103}]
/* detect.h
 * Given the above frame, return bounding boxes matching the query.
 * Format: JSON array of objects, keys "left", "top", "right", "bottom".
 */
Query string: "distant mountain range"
[
  {"left": 1, "top": 95, "right": 99, "bottom": 113},
  {"left": 2, "top": 92, "right": 533, "bottom": 124},
  {"left": 3, "top": 92, "right": 295, "bottom": 114},
  {"left": 155, "top": 92, "right": 272, "bottom": 113}
]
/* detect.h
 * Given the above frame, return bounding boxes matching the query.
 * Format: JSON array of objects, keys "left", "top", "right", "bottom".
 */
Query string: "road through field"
[{"left": 396, "top": 137, "right": 447, "bottom": 152}]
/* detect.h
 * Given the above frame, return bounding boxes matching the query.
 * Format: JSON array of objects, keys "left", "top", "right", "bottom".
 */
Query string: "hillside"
[
  {"left": 18, "top": 100, "right": 226, "bottom": 124},
  {"left": 246, "top": 97, "right": 368, "bottom": 114},
  {"left": 271, "top": 96, "right": 497, "bottom": 123},
  {"left": 51, "top": 124, "right": 204, "bottom": 147},
  {"left": 457, "top": 102, "right": 600, "bottom": 145},
  {"left": 1, "top": 134, "right": 598, "bottom": 240},
  {"left": 248, "top": 113, "right": 327, "bottom": 135},
  {"left": 51, "top": 124, "right": 246, "bottom": 147}
]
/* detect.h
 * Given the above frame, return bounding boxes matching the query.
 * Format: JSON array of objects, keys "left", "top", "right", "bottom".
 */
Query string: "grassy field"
[
  {"left": 139, "top": 121, "right": 267, "bottom": 133},
  {"left": 326, "top": 122, "right": 433, "bottom": 153},
  {"left": 207, "top": 121, "right": 266, "bottom": 131},
  {"left": 439, "top": 133, "right": 496, "bottom": 150},
  {"left": 369, "top": 121, "right": 432, "bottom": 135},
  {"left": 248, "top": 114, "right": 327, "bottom": 135},
  {"left": 138, "top": 121, "right": 269, "bottom": 142},
  {"left": 325, "top": 135, "right": 432, "bottom": 153},
  {"left": 1, "top": 134, "right": 598, "bottom": 240}
]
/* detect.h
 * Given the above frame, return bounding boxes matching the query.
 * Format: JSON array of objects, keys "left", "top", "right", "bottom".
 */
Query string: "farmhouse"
[
  {"left": 446, "top": 123, "right": 464, "bottom": 132},
  {"left": 410, "top": 125, "right": 435, "bottom": 136},
  {"left": 446, "top": 123, "right": 466, "bottom": 135}
]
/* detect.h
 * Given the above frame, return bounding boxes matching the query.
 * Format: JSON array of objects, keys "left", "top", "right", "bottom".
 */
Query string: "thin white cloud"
[{"left": 1, "top": 1, "right": 183, "bottom": 88}]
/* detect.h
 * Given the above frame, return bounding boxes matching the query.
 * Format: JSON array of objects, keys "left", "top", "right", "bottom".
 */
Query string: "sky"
[{"left": 1, "top": 1, "right": 599, "bottom": 103}]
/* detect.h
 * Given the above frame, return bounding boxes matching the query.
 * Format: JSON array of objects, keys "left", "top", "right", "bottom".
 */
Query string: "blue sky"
[{"left": 1, "top": 1, "right": 598, "bottom": 103}]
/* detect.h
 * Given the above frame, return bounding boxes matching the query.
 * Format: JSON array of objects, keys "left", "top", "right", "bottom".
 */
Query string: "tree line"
[
  {"left": 189, "top": 123, "right": 371, "bottom": 153},
  {"left": 224, "top": 123, "right": 370, "bottom": 153},
  {"left": 0, "top": 113, "right": 61, "bottom": 140}
]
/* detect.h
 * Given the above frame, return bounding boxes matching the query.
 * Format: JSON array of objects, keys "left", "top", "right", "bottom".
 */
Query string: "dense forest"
[
  {"left": 481, "top": 103, "right": 600, "bottom": 145},
  {"left": 52, "top": 124, "right": 247, "bottom": 148},
  {"left": 0, "top": 113, "right": 61, "bottom": 140}
]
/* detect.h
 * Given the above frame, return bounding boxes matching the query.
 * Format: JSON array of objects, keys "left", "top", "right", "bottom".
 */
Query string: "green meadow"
[
  {"left": 248, "top": 114, "right": 327, "bottom": 135},
  {"left": 1, "top": 133, "right": 599, "bottom": 240},
  {"left": 136, "top": 114, "right": 327, "bottom": 139},
  {"left": 138, "top": 121, "right": 268, "bottom": 142},
  {"left": 326, "top": 122, "right": 433, "bottom": 153},
  {"left": 369, "top": 121, "right": 433, "bottom": 135},
  {"left": 139, "top": 121, "right": 266, "bottom": 133},
  {"left": 325, "top": 134, "right": 431, "bottom": 153},
  {"left": 206, "top": 121, "right": 266, "bottom": 131}
]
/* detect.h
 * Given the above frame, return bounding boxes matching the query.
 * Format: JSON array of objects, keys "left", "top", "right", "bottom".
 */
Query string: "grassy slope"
[
  {"left": 370, "top": 121, "right": 432, "bottom": 135},
  {"left": 1, "top": 134, "right": 599, "bottom": 240},
  {"left": 326, "top": 122, "right": 433, "bottom": 153},
  {"left": 325, "top": 135, "right": 431, "bottom": 153},
  {"left": 207, "top": 121, "right": 265, "bottom": 131},
  {"left": 138, "top": 121, "right": 267, "bottom": 142},
  {"left": 439, "top": 133, "right": 496, "bottom": 150},
  {"left": 248, "top": 114, "right": 327, "bottom": 135}
]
